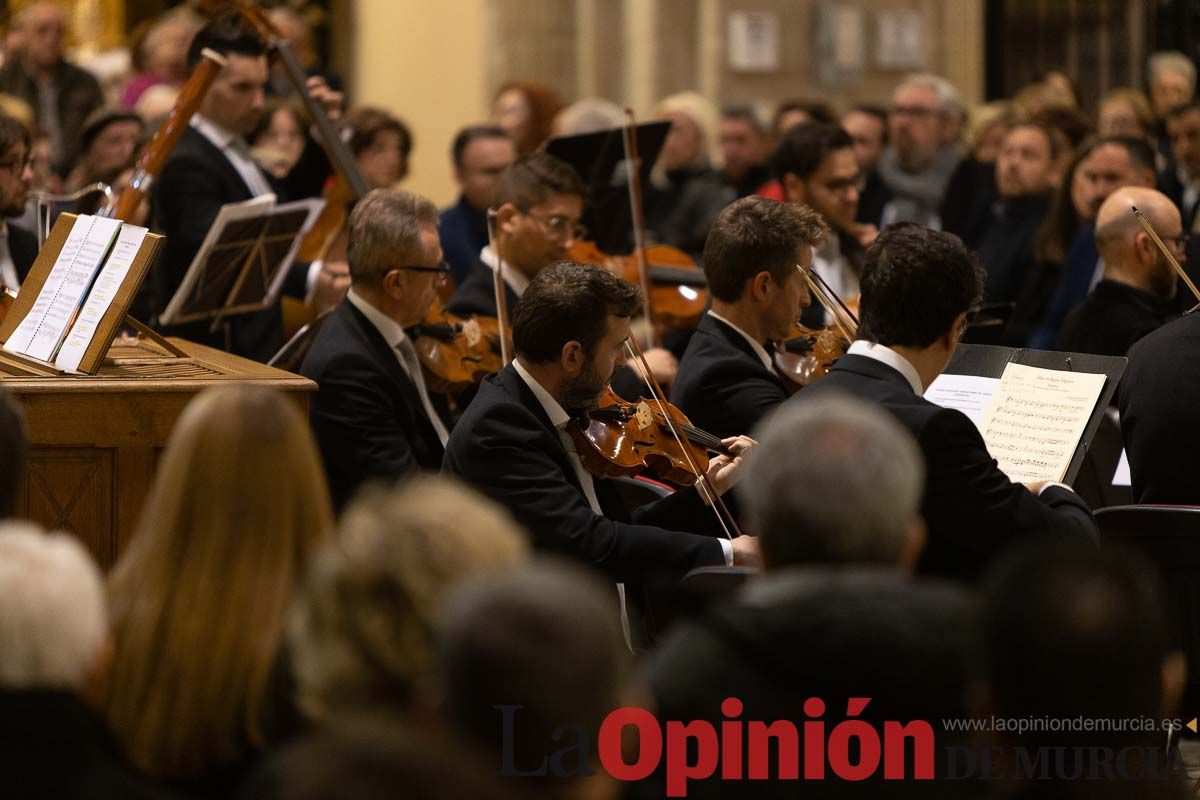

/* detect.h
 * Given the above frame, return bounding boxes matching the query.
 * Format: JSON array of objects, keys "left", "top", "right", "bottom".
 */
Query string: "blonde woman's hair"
[
  {"left": 655, "top": 90, "right": 722, "bottom": 168},
  {"left": 105, "top": 385, "right": 332, "bottom": 779},
  {"left": 289, "top": 476, "right": 530, "bottom": 718}
]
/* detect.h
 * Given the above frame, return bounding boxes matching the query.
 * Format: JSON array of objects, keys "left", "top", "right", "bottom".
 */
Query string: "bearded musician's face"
[{"left": 560, "top": 314, "right": 630, "bottom": 410}]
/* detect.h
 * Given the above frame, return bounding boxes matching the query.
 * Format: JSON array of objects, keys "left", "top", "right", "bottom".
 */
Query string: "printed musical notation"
[{"left": 977, "top": 363, "right": 1106, "bottom": 483}]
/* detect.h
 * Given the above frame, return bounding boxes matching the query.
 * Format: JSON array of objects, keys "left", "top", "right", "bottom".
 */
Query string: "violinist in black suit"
[
  {"left": 790, "top": 223, "right": 1097, "bottom": 581},
  {"left": 150, "top": 16, "right": 339, "bottom": 361},
  {"left": 671, "top": 196, "right": 826, "bottom": 439},
  {"left": 0, "top": 114, "right": 37, "bottom": 291},
  {"left": 301, "top": 189, "right": 452, "bottom": 512},
  {"left": 443, "top": 261, "right": 760, "bottom": 639}
]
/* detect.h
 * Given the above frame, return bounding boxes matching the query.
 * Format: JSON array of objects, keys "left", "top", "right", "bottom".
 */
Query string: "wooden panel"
[{"left": 24, "top": 448, "right": 115, "bottom": 567}]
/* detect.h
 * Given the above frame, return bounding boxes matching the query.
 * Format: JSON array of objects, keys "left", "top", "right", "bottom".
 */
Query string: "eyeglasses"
[
  {"left": 393, "top": 260, "right": 452, "bottom": 275},
  {"left": 523, "top": 210, "right": 587, "bottom": 242},
  {"left": 1161, "top": 233, "right": 1191, "bottom": 250},
  {"left": 0, "top": 156, "right": 33, "bottom": 173},
  {"left": 890, "top": 105, "right": 941, "bottom": 120}
]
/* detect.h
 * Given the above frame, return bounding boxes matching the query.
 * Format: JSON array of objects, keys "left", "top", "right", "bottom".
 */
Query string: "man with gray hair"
[
  {"left": 876, "top": 73, "right": 964, "bottom": 229},
  {"left": 0, "top": 522, "right": 168, "bottom": 798},
  {"left": 1148, "top": 51, "right": 1196, "bottom": 122},
  {"left": 741, "top": 393, "right": 927, "bottom": 572},
  {"left": 300, "top": 188, "right": 454, "bottom": 510}
]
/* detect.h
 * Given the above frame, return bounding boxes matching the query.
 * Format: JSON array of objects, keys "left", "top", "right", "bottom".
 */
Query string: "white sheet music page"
[
  {"left": 924, "top": 373, "right": 1001, "bottom": 433},
  {"left": 4, "top": 214, "right": 122, "bottom": 362},
  {"left": 54, "top": 223, "right": 148, "bottom": 373},
  {"left": 977, "top": 362, "right": 1106, "bottom": 483}
]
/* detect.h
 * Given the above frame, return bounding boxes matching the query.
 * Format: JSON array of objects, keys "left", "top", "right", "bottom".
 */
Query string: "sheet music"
[
  {"left": 4, "top": 214, "right": 122, "bottom": 362},
  {"left": 924, "top": 373, "right": 1001, "bottom": 433},
  {"left": 977, "top": 362, "right": 1107, "bottom": 483},
  {"left": 54, "top": 224, "right": 148, "bottom": 373}
]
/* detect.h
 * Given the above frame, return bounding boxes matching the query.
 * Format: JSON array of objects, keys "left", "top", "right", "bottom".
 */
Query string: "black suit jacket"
[
  {"left": 442, "top": 364, "right": 728, "bottom": 585},
  {"left": 150, "top": 126, "right": 328, "bottom": 361},
  {"left": 1056, "top": 279, "right": 1175, "bottom": 357},
  {"left": 670, "top": 313, "right": 789, "bottom": 439},
  {"left": 444, "top": 257, "right": 519, "bottom": 319},
  {"left": 9, "top": 223, "right": 37, "bottom": 284},
  {"left": 1118, "top": 313, "right": 1200, "bottom": 504},
  {"left": 793, "top": 354, "right": 1097, "bottom": 580},
  {"left": 300, "top": 297, "right": 446, "bottom": 511}
]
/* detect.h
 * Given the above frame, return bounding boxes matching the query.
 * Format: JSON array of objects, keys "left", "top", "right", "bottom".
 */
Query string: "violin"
[
  {"left": 568, "top": 386, "right": 733, "bottom": 485},
  {"left": 772, "top": 265, "right": 860, "bottom": 390},
  {"left": 410, "top": 304, "right": 505, "bottom": 395},
  {"left": 567, "top": 239, "right": 708, "bottom": 330}
]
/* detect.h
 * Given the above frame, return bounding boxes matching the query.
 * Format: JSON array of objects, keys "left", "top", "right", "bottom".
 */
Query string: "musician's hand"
[
  {"left": 705, "top": 435, "right": 757, "bottom": 496},
  {"left": 306, "top": 75, "right": 344, "bottom": 122},
  {"left": 631, "top": 346, "right": 678, "bottom": 389},
  {"left": 730, "top": 535, "right": 762, "bottom": 568},
  {"left": 314, "top": 260, "right": 351, "bottom": 312}
]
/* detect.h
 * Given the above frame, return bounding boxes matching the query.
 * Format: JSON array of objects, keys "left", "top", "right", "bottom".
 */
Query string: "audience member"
[
  {"left": 0, "top": 387, "right": 27, "bottom": 519},
  {"left": 1160, "top": 101, "right": 1200, "bottom": 228},
  {"left": 439, "top": 124, "right": 516, "bottom": 286},
  {"left": 104, "top": 385, "right": 332, "bottom": 797},
  {"left": 438, "top": 560, "right": 628, "bottom": 800},
  {"left": 0, "top": 522, "right": 173, "bottom": 799},
  {"left": 0, "top": 2, "right": 103, "bottom": 176},
  {"left": 791, "top": 223, "right": 1097, "bottom": 581},
  {"left": 877, "top": 73, "right": 964, "bottom": 228},
  {"left": 1098, "top": 87, "right": 1156, "bottom": 140},
  {"left": 772, "top": 123, "right": 872, "bottom": 326},
  {"left": 978, "top": 542, "right": 1188, "bottom": 799},
  {"left": 671, "top": 196, "right": 825, "bottom": 439},
  {"left": 717, "top": 106, "right": 769, "bottom": 197},
  {"left": 1148, "top": 51, "right": 1196, "bottom": 124},
  {"left": 1030, "top": 136, "right": 1158, "bottom": 348},
  {"left": 492, "top": 80, "right": 562, "bottom": 155},
  {"left": 842, "top": 103, "right": 891, "bottom": 225},
  {"left": 1057, "top": 187, "right": 1181, "bottom": 356},
  {"left": 940, "top": 101, "right": 1014, "bottom": 239},
  {"left": 249, "top": 100, "right": 307, "bottom": 179},
  {"left": 770, "top": 97, "right": 836, "bottom": 138},
  {"left": 0, "top": 114, "right": 38, "bottom": 291},
  {"left": 342, "top": 106, "right": 412, "bottom": 188},
  {"left": 551, "top": 96, "right": 624, "bottom": 136},
  {"left": 300, "top": 189, "right": 452, "bottom": 511},
  {"left": 64, "top": 106, "right": 143, "bottom": 191},
  {"left": 289, "top": 476, "right": 528, "bottom": 719},
  {"left": 121, "top": 9, "right": 202, "bottom": 110}
]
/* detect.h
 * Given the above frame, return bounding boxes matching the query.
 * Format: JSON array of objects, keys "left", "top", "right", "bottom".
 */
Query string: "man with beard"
[
  {"left": 1057, "top": 187, "right": 1183, "bottom": 357},
  {"left": 442, "top": 261, "right": 759, "bottom": 645},
  {"left": 0, "top": 114, "right": 37, "bottom": 291},
  {"left": 150, "top": 15, "right": 340, "bottom": 361}
]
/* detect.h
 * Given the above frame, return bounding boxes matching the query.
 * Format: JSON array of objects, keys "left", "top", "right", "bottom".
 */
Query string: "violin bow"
[
  {"left": 621, "top": 109, "right": 659, "bottom": 349},
  {"left": 623, "top": 334, "right": 744, "bottom": 540},
  {"left": 798, "top": 264, "right": 859, "bottom": 341},
  {"left": 486, "top": 209, "right": 513, "bottom": 366},
  {"left": 1131, "top": 205, "right": 1200, "bottom": 312}
]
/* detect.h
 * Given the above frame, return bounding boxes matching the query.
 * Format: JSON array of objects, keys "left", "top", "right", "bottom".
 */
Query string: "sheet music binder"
[
  {"left": 942, "top": 343, "right": 1127, "bottom": 485},
  {"left": 0, "top": 212, "right": 166, "bottom": 376}
]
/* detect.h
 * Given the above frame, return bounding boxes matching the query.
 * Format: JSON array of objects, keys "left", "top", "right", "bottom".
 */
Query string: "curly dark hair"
[
  {"left": 513, "top": 261, "right": 640, "bottom": 363},
  {"left": 856, "top": 223, "right": 984, "bottom": 349}
]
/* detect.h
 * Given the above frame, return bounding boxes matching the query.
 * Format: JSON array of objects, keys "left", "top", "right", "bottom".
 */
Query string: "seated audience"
[
  {"left": 842, "top": 103, "right": 891, "bottom": 224},
  {"left": 978, "top": 542, "right": 1188, "bottom": 799},
  {"left": 0, "top": 522, "right": 172, "bottom": 800},
  {"left": 671, "top": 196, "right": 825, "bottom": 438},
  {"left": 492, "top": 80, "right": 562, "bottom": 155},
  {"left": 300, "top": 189, "right": 452, "bottom": 511},
  {"left": 551, "top": 97, "right": 624, "bottom": 136},
  {"left": 104, "top": 385, "right": 332, "bottom": 798},
  {"left": 1098, "top": 87, "right": 1156, "bottom": 140},
  {"left": 718, "top": 106, "right": 770, "bottom": 197},
  {"left": 1030, "top": 136, "right": 1158, "bottom": 348},
  {"left": 248, "top": 100, "right": 307, "bottom": 179},
  {"left": 289, "top": 476, "right": 528, "bottom": 720},
  {"left": 771, "top": 98, "right": 836, "bottom": 138},
  {"left": 439, "top": 124, "right": 516, "bottom": 286},
  {"left": 941, "top": 101, "right": 1014, "bottom": 239},
  {"left": 0, "top": 387, "right": 27, "bottom": 519},
  {"left": 64, "top": 106, "right": 143, "bottom": 191},
  {"left": 877, "top": 73, "right": 964, "bottom": 229},
  {"left": 437, "top": 561, "right": 628, "bottom": 800},
  {"left": 1147, "top": 50, "right": 1196, "bottom": 155},
  {"left": 790, "top": 223, "right": 1097, "bottom": 581},
  {"left": 1057, "top": 187, "right": 1181, "bottom": 356},
  {"left": 970, "top": 122, "right": 1058, "bottom": 308},
  {"left": 0, "top": 113, "right": 38, "bottom": 291},
  {"left": 1160, "top": 101, "right": 1200, "bottom": 229},
  {"left": 1118, "top": 308, "right": 1200, "bottom": 504},
  {"left": 121, "top": 8, "right": 201, "bottom": 110},
  {"left": 342, "top": 106, "right": 413, "bottom": 189}
]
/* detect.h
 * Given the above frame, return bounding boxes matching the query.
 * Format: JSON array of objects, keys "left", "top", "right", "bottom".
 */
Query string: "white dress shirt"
[
  {"left": 847, "top": 340, "right": 924, "bottom": 393},
  {"left": 480, "top": 245, "right": 529, "bottom": 297},
  {"left": 191, "top": 114, "right": 275, "bottom": 199},
  {"left": 811, "top": 236, "right": 860, "bottom": 326},
  {"left": 706, "top": 309, "right": 772, "bottom": 371},
  {"left": 345, "top": 289, "right": 450, "bottom": 446}
]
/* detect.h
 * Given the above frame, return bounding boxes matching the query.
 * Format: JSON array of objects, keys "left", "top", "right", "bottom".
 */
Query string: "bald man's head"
[
  {"left": 18, "top": 2, "right": 67, "bottom": 71},
  {"left": 1094, "top": 187, "right": 1184, "bottom": 298}
]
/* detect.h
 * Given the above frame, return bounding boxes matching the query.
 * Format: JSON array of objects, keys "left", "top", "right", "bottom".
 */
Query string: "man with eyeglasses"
[
  {"left": 773, "top": 122, "right": 875, "bottom": 328},
  {"left": 1057, "top": 187, "right": 1183, "bottom": 357},
  {"left": 875, "top": 73, "right": 964, "bottom": 229},
  {"left": 448, "top": 152, "right": 678, "bottom": 396},
  {"left": 300, "top": 189, "right": 454, "bottom": 511},
  {"left": 788, "top": 223, "right": 1097, "bottom": 582},
  {"left": 0, "top": 114, "right": 38, "bottom": 292}
]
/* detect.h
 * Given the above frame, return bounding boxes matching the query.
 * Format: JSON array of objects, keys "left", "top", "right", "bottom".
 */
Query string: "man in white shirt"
[
  {"left": 789, "top": 222, "right": 1097, "bottom": 581},
  {"left": 443, "top": 261, "right": 759, "bottom": 644},
  {"left": 300, "top": 189, "right": 451, "bottom": 511}
]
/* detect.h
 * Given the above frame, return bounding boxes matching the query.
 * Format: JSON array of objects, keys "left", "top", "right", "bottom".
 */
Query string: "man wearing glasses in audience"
[
  {"left": 0, "top": 115, "right": 37, "bottom": 292},
  {"left": 448, "top": 151, "right": 678, "bottom": 394},
  {"left": 300, "top": 188, "right": 453, "bottom": 511}
]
